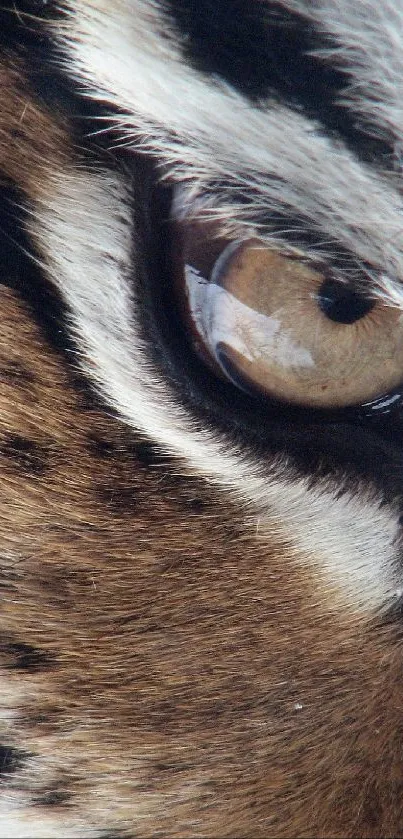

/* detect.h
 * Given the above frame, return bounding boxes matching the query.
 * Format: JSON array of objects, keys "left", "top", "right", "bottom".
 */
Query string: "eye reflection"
[
  {"left": 175, "top": 228, "right": 403, "bottom": 409},
  {"left": 185, "top": 265, "right": 315, "bottom": 380}
]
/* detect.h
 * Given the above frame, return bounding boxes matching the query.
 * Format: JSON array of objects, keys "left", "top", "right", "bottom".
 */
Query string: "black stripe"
[
  {"left": 0, "top": 2, "right": 62, "bottom": 43},
  {"left": 0, "top": 2, "right": 61, "bottom": 52},
  {"left": 164, "top": 0, "right": 390, "bottom": 165}
]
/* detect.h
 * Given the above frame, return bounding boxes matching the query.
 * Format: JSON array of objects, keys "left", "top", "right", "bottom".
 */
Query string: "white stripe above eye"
[
  {"left": 57, "top": 0, "right": 403, "bottom": 308},
  {"left": 30, "top": 163, "right": 402, "bottom": 616}
]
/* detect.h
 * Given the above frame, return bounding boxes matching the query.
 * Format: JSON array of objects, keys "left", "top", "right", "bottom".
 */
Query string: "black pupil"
[{"left": 317, "top": 278, "right": 374, "bottom": 324}]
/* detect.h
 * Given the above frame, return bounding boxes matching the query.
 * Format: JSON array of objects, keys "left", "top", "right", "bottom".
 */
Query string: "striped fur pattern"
[{"left": 0, "top": 1, "right": 402, "bottom": 836}]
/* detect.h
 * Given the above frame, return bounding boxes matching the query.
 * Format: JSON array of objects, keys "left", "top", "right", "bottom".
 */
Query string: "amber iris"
[{"left": 175, "top": 226, "right": 403, "bottom": 409}]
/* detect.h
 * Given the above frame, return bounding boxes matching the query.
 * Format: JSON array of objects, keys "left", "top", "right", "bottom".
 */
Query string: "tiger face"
[{"left": 0, "top": 1, "right": 402, "bottom": 836}]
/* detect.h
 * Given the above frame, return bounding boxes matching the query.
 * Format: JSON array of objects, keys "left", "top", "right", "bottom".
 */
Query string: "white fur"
[
  {"left": 56, "top": 0, "right": 403, "bottom": 307},
  {"left": 0, "top": 806, "right": 98, "bottom": 839}
]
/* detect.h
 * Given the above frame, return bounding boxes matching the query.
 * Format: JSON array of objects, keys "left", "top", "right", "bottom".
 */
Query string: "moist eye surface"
[{"left": 174, "top": 221, "right": 403, "bottom": 409}]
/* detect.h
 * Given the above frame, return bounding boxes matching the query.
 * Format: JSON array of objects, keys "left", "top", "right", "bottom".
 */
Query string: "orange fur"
[{"left": 0, "top": 284, "right": 401, "bottom": 836}]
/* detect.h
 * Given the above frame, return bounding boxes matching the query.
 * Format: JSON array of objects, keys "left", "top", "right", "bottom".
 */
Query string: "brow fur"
[{"left": 57, "top": 0, "right": 403, "bottom": 306}]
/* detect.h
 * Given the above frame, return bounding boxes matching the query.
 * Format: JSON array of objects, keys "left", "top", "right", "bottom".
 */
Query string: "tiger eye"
[{"left": 176, "top": 228, "right": 403, "bottom": 409}]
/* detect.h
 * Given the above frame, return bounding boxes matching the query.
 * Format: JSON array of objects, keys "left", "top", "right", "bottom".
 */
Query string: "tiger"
[{"left": 0, "top": 0, "right": 402, "bottom": 836}]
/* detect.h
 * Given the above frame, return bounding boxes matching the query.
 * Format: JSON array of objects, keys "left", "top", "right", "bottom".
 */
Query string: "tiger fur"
[{"left": 0, "top": 1, "right": 403, "bottom": 836}]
